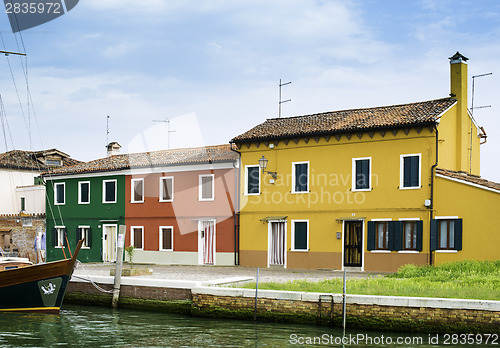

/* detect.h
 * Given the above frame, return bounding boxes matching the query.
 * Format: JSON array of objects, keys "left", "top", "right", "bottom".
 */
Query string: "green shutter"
[
  {"left": 52, "top": 228, "right": 57, "bottom": 247},
  {"left": 367, "top": 221, "right": 375, "bottom": 250},
  {"left": 430, "top": 219, "right": 438, "bottom": 251},
  {"left": 390, "top": 221, "right": 402, "bottom": 251},
  {"left": 63, "top": 228, "right": 67, "bottom": 247},
  {"left": 76, "top": 227, "right": 81, "bottom": 242},
  {"left": 87, "top": 227, "right": 93, "bottom": 248},
  {"left": 416, "top": 220, "right": 423, "bottom": 252},
  {"left": 454, "top": 219, "right": 463, "bottom": 251},
  {"left": 293, "top": 222, "right": 308, "bottom": 250}
]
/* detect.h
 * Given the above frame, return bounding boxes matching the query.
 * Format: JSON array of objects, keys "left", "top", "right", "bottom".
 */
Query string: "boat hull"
[{"left": 0, "top": 240, "right": 83, "bottom": 313}]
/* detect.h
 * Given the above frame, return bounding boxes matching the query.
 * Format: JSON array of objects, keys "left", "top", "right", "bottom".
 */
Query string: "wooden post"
[
  {"left": 254, "top": 267, "right": 259, "bottom": 320},
  {"left": 342, "top": 268, "right": 347, "bottom": 334},
  {"left": 112, "top": 225, "right": 126, "bottom": 309}
]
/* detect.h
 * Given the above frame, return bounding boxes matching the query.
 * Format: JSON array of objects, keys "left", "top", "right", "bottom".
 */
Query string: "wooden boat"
[{"left": 0, "top": 239, "right": 83, "bottom": 313}]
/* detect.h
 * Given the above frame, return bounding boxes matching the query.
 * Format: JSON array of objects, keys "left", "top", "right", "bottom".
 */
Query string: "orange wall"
[{"left": 124, "top": 168, "right": 236, "bottom": 253}]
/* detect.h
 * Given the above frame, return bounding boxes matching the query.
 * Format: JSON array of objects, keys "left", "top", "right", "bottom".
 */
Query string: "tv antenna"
[
  {"left": 469, "top": 72, "right": 492, "bottom": 174},
  {"left": 153, "top": 118, "right": 176, "bottom": 149},
  {"left": 279, "top": 79, "right": 291, "bottom": 118}
]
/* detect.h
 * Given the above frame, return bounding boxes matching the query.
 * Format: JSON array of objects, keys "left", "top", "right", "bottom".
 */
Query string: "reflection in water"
[{"left": 0, "top": 305, "right": 456, "bottom": 347}]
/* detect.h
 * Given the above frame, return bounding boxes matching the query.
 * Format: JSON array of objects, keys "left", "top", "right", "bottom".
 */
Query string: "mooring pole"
[
  {"left": 254, "top": 267, "right": 260, "bottom": 321},
  {"left": 342, "top": 268, "right": 347, "bottom": 334},
  {"left": 112, "top": 225, "right": 126, "bottom": 309}
]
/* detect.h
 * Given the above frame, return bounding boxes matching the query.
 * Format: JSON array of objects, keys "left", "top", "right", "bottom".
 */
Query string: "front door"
[
  {"left": 199, "top": 220, "right": 216, "bottom": 265},
  {"left": 102, "top": 224, "right": 117, "bottom": 262},
  {"left": 269, "top": 221, "right": 286, "bottom": 266},
  {"left": 344, "top": 221, "right": 362, "bottom": 267}
]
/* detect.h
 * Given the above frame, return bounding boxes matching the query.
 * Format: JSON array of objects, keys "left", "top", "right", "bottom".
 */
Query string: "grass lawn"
[{"left": 237, "top": 260, "right": 500, "bottom": 301}]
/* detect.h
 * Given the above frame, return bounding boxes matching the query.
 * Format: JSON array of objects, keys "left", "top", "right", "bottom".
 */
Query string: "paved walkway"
[{"left": 73, "top": 263, "right": 387, "bottom": 285}]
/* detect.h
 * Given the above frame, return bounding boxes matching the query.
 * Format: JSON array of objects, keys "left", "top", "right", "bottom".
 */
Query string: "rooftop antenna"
[
  {"left": 279, "top": 79, "right": 291, "bottom": 118},
  {"left": 153, "top": 118, "right": 176, "bottom": 149},
  {"left": 106, "top": 115, "right": 110, "bottom": 155},
  {"left": 469, "top": 72, "right": 492, "bottom": 174}
]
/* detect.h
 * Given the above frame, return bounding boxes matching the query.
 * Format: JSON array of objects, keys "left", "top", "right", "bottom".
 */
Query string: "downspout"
[
  {"left": 230, "top": 143, "right": 241, "bottom": 265},
  {"left": 429, "top": 123, "right": 439, "bottom": 266}
]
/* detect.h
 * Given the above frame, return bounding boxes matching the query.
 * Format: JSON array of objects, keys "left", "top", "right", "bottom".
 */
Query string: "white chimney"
[{"left": 107, "top": 142, "right": 121, "bottom": 156}]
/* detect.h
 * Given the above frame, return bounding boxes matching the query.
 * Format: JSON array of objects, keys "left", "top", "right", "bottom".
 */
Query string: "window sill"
[
  {"left": 78, "top": 202, "right": 90, "bottom": 205},
  {"left": 160, "top": 249, "right": 174, "bottom": 252},
  {"left": 199, "top": 198, "right": 215, "bottom": 202},
  {"left": 397, "top": 250, "right": 420, "bottom": 254},
  {"left": 159, "top": 199, "right": 174, "bottom": 203},
  {"left": 81, "top": 246, "right": 90, "bottom": 249},
  {"left": 352, "top": 188, "right": 371, "bottom": 192},
  {"left": 370, "top": 250, "right": 391, "bottom": 253},
  {"left": 290, "top": 249, "right": 309, "bottom": 252},
  {"left": 102, "top": 201, "right": 117, "bottom": 204},
  {"left": 435, "top": 250, "right": 458, "bottom": 253},
  {"left": 130, "top": 201, "right": 144, "bottom": 204},
  {"left": 399, "top": 186, "right": 421, "bottom": 190},
  {"left": 244, "top": 193, "right": 261, "bottom": 196},
  {"left": 291, "top": 191, "right": 309, "bottom": 194}
]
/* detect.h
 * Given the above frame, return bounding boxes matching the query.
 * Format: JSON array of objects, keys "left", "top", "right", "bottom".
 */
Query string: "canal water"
[{"left": 0, "top": 305, "right": 473, "bottom": 347}]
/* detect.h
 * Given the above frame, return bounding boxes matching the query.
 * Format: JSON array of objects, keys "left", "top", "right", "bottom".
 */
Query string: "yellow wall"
[
  {"left": 239, "top": 128, "right": 437, "bottom": 271},
  {"left": 433, "top": 176, "right": 500, "bottom": 264}
]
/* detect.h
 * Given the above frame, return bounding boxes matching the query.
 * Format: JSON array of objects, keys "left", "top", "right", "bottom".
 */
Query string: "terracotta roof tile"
[
  {"left": 231, "top": 98, "right": 456, "bottom": 142},
  {"left": 436, "top": 168, "right": 500, "bottom": 191},
  {"left": 43, "top": 144, "right": 238, "bottom": 176},
  {"left": 0, "top": 149, "right": 81, "bottom": 171}
]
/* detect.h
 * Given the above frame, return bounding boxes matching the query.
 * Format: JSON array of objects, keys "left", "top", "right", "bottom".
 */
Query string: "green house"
[{"left": 44, "top": 172, "right": 125, "bottom": 263}]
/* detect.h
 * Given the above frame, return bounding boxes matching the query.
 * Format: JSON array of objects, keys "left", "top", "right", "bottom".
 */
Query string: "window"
[
  {"left": 53, "top": 226, "right": 66, "bottom": 248},
  {"left": 292, "top": 162, "right": 309, "bottom": 193},
  {"left": 352, "top": 157, "right": 371, "bottom": 191},
  {"left": 76, "top": 226, "right": 92, "bottom": 248},
  {"left": 78, "top": 181, "right": 90, "bottom": 204},
  {"left": 20, "top": 197, "right": 26, "bottom": 212},
  {"left": 199, "top": 174, "right": 214, "bottom": 201},
  {"left": 159, "top": 226, "right": 173, "bottom": 251},
  {"left": 160, "top": 177, "right": 174, "bottom": 202},
  {"left": 54, "top": 182, "right": 65, "bottom": 205},
  {"left": 376, "top": 221, "right": 389, "bottom": 250},
  {"left": 131, "top": 226, "right": 143, "bottom": 249},
  {"left": 400, "top": 154, "right": 421, "bottom": 189},
  {"left": 368, "top": 220, "right": 422, "bottom": 252},
  {"left": 403, "top": 221, "right": 418, "bottom": 250},
  {"left": 103, "top": 180, "right": 117, "bottom": 203},
  {"left": 431, "top": 218, "right": 462, "bottom": 251},
  {"left": 131, "top": 178, "right": 144, "bottom": 203},
  {"left": 291, "top": 220, "right": 308, "bottom": 251},
  {"left": 245, "top": 165, "right": 260, "bottom": 195},
  {"left": 46, "top": 159, "right": 62, "bottom": 166}
]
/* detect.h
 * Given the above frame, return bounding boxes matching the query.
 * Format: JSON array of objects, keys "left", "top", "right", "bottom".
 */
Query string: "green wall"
[{"left": 45, "top": 175, "right": 125, "bottom": 262}]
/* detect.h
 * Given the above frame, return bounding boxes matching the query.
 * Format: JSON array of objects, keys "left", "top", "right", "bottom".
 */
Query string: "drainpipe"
[
  {"left": 230, "top": 143, "right": 241, "bottom": 265},
  {"left": 429, "top": 123, "right": 439, "bottom": 266}
]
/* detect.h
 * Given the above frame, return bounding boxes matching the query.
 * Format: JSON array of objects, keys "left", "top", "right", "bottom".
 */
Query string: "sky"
[{"left": 0, "top": 0, "right": 499, "bottom": 182}]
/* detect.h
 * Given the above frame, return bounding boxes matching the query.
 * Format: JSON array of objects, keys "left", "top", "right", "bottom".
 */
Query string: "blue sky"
[{"left": 0, "top": 0, "right": 499, "bottom": 181}]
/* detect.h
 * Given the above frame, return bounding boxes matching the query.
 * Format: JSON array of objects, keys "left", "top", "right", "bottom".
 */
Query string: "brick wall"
[{"left": 0, "top": 214, "right": 45, "bottom": 262}]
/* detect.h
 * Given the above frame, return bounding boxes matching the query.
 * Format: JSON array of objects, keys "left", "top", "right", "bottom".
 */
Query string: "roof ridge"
[{"left": 264, "top": 97, "right": 456, "bottom": 121}]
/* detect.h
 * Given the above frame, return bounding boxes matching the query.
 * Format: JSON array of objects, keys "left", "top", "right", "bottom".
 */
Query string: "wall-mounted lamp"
[{"left": 258, "top": 155, "right": 277, "bottom": 179}]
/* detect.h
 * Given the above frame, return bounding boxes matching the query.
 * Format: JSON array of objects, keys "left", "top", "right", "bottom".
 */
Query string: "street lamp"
[{"left": 259, "top": 155, "right": 277, "bottom": 179}]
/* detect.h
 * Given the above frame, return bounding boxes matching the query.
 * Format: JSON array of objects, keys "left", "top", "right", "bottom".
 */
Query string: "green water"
[{"left": 0, "top": 305, "right": 488, "bottom": 347}]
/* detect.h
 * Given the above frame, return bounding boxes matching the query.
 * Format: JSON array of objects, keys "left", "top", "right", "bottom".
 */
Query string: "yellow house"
[{"left": 230, "top": 52, "right": 499, "bottom": 272}]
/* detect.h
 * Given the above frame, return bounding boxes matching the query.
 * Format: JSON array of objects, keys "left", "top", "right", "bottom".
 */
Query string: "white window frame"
[
  {"left": 400, "top": 153, "right": 421, "bottom": 190},
  {"left": 130, "top": 226, "right": 144, "bottom": 250},
  {"left": 78, "top": 181, "right": 90, "bottom": 205},
  {"left": 54, "top": 225, "right": 65, "bottom": 248},
  {"left": 434, "top": 216, "right": 459, "bottom": 253},
  {"left": 199, "top": 174, "right": 215, "bottom": 201},
  {"left": 159, "top": 176, "right": 174, "bottom": 202},
  {"left": 102, "top": 179, "right": 117, "bottom": 203},
  {"left": 159, "top": 226, "right": 174, "bottom": 251},
  {"left": 291, "top": 161, "right": 309, "bottom": 194},
  {"left": 352, "top": 157, "right": 372, "bottom": 192},
  {"left": 131, "top": 178, "right": 145, "bottom": 203},
  {"left": 54, "top": 182, "right": 65, "bottom": 205},
  {"left": 78, "top": 225, "right": 91, "bottom": 249},
  {"left": 244, "top": 165, "right": 261, "bottom": 195},
  {"left": 291, "top": 219, "right": 309, "bottom": 252}
]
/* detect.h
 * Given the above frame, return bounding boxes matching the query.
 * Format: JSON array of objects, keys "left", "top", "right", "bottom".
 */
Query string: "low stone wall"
[
  {"left": 65, "top": 277, "right": 500, "bottom": 333},
  {"left": 191, "top": 287, "right": 500, "bottom": 333}
]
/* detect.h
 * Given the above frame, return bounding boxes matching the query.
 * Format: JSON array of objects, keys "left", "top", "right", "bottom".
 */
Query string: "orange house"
[{"left": 124, "top": 145, "right": 239, "bottom": 265}]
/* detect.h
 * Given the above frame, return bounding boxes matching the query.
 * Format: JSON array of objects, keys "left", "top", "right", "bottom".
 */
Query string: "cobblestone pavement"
[{"left": 73, "top": 262, "right": 388, "bottom": 284}]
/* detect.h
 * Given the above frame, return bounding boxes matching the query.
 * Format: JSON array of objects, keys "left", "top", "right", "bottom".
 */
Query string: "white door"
[
  {"left": 198, "top": 220, "right": 216, "bottom": 265},
  {"left": 102, "top": 224, "right": 117, "bottom": 262},
  {"left": 268, "top": 221, "right": 286, "bottom": 266}
]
